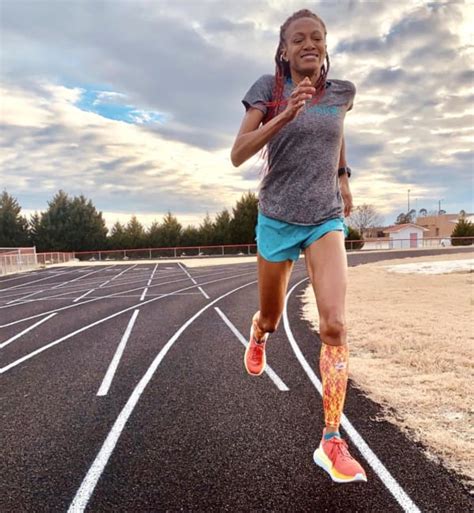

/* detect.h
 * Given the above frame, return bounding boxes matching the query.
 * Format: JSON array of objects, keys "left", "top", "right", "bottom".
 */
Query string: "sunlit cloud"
[{"left": 1, "top": 0, "right": 472, "bottom": 229}]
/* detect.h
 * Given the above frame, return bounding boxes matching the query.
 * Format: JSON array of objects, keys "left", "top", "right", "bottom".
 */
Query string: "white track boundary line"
[
  {"left": 0, "top": 268, "right": 79, "bottom": 292},
  {"left": 0, "top": 266, "right": 235, "bottom": 320},
  {"left": 97, "top": 310, "right": 139, "bottom": 397},
  {"left": 52, "top": 266, "right": 115, "bottom": 289},
  {"left": 67, "top": 279, "right": 257, "bottom": 513},
  {"left": 178, "top": 262, "right": 209, "bottom": 299},
  {"left": 214, "top": 307, "right": 288, "bottom": 391},
  {"left": 0, "top": 313, "right": 57, "bottom": 349},
  {"left": 73, "top": 289, "right": 96, "bottom": 303},
  {"left": 6, "top": 289, "right": 45, "bottom": 305},
  {"left": 0, "top": 270, "right": 255, "bottom": 374},
  {"left": 283, "top": 277, "right": 421, "bottom": 513}
]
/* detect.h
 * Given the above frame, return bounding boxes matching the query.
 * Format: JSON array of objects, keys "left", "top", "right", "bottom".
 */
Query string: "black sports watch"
[{"left": 338, "top": 166, "right": 352, "bottom": 178}]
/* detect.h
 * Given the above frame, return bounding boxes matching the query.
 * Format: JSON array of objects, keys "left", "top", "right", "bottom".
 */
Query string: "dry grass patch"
[{"left": 301, "top": 252, "right": 474, "bottom": 488}]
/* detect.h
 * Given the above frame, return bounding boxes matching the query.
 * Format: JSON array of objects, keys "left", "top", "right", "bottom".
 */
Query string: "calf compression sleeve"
[{"left": 319, "top": 342, "right": 349, "bottom": 430}]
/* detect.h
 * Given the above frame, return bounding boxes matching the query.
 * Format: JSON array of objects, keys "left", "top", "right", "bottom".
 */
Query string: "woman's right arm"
[{"left": 231, "top": 77, "right": 315, "bottom": 167}]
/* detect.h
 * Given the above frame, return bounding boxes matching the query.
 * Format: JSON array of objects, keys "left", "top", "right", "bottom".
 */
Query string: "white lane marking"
[
  {"left": 73, "top": 289, "right": 96, "bottom": 303},
  {"left": 51, "top": 266, "right": 114, "bottom": 290},
  {"left": 0, "top": 267, "right": 236, "bottom": 325},
  {"left": 67, "top": 279, "right": 257, "bottom": 513},
  {"left": 214, "top": 307, "right": 289, "bottom": 391},
  {"left": 0, "top": 268, "right": 79, "bottom": 292},
  {"left": 147, "top": 263, "right": 159, "bottom": 286},
  {"left": 178, "top": 262, "right": 209, "bottom": 299},
  {"left": 0, "top": 313, "right": 57, "bottom": 349},
  {"left": 97, "top": 310, "right": 139, "bottom": 397},
  {"left": 110, "top": 264, "right": 137, "bottom": 281},
  {"left": 6, "top": 289, "right": 44, "bottom": 305},
  {"left": 98, "top": 280, "right": 110, "bottom": 289},
  {"left": 0, "top": 265, "right": 241, "bottom": 311},
  {"left": 141, "top": 263, "right": 158, "bottom": 301},
  {"left": 283, "top": 277, "right": 421, "bottom": 513},
  {"left": 0, "top": 270, "right": 256, "bottom": 373},
  {"left": 198, "top": 286, "right": 210, "bottom": 299}
]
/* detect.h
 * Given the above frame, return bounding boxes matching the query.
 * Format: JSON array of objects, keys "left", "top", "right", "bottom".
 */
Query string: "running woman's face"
[{"left": 281, "top": 17, "right": 327, "bottom": 78}]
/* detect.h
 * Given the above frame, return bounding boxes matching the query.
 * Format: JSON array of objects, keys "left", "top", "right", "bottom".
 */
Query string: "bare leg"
[
  {"left": 255, "top": 252, "right": 294, "bottom": 337},
  {"left": 304, "top": 231, "right": 348, "bottom": 431}
]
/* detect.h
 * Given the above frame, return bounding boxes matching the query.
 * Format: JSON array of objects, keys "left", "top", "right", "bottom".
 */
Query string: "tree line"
[
  {"left": 0, "top": 190, "right": 259, "bottom": 252},
  {"left": 2, "top": 189, "right": 471, "bottom": 252}
]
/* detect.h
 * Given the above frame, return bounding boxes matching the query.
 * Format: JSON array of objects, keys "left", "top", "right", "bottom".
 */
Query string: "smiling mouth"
[{"left": 301, "top": 54, "right": 318, "bottom": 59}]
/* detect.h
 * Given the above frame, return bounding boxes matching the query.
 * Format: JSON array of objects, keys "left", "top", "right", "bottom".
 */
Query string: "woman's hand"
[
  {"left": 339, "top": 174, "right": 353, "bottom": 217},
  {"left": 281, "top": 76, "right": 315, "bottom": 122}
]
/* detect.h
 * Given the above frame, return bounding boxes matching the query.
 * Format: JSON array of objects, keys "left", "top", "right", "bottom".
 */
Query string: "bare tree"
[{"left": 348, "top": 204, "right": 384, "bottom": 234}]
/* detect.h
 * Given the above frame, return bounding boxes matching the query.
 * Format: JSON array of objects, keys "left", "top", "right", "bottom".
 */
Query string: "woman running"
[{"left": 230, "top": 9, "right": 366, "bottom": 483}]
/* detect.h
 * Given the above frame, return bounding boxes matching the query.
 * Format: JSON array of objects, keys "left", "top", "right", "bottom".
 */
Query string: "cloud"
[{"left": 1, "top": 0, "right": 473, "bottom": 228}]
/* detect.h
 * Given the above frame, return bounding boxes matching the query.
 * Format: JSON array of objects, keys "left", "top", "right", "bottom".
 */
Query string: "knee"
[{"left": 320, "top": 316, "right": 346, "bottom": 345}]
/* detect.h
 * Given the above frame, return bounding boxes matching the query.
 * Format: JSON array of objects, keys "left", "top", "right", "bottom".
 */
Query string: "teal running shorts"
[{"left": 255, "top": 211, "right": 349, "bottom": 262}]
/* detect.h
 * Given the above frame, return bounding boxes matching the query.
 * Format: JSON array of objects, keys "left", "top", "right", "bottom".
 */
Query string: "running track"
[{"left": 1, "top": 248, "right": 472, "bottom": 512}]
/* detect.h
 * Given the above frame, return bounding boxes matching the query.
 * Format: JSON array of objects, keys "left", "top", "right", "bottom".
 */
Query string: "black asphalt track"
[{"left": 1, "top": 248, "right": 473, "bottom": 512}]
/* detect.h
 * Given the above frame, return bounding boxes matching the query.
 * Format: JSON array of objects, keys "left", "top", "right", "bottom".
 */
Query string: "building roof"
[
  {"left": 450, "top": 215, "right": 474, "bottom": 224},
  {"left": 383, "top": 223, "right": 430, "bottom": 234}
]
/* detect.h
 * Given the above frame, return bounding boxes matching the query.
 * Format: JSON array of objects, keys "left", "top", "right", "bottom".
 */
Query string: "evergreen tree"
[
  {"left": 213, "top": 209, "right": 232, "bottom": 244},
  {"left": 34, "top": 190, "right": 71, "bottom": 251},
  {"left": 67, "top": 195, "right": 108, "bottom": 251},
  {"left": 198, "top": 213, "right": 214, "bottom": 246},
  {"left": 0, "top": 191, "right": 30, "bottom": 247},
  {"left": 109, "top": 221, "right": 127, "bottom": 249},
  {"left": 230, "top": 192, "right": 258, "bottom": 244},
  {"left": 344, "top": 226, "right": 364, "bottom": 250},
  {"left": 160, "top": 212, "right": 182, "bottom": 247},
  {"left": 181, "top": 226, "right": 200, "bottom": 247},
  {"left": 451, "top": 218, "right": 474, "bottom": 246},
  {"left": 147, "top": 221, "right": 163, "bottom": 247},
  {"left": 29, "top": 211, "right": 42, "bottom": 248},
  {"left": 32, "top": 190, "right": 108, "bottom": 251},
  {"left": 124, "top": 216, "right": 146, "bottom": 248}
]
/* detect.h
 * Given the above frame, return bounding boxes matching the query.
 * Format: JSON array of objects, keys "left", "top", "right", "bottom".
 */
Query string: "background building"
[
  {"left": 383, "top": 223, "right": 429, "bottom": 249},
  {"left": 415, "top": 213, "right": 473, "bottom": 238}
]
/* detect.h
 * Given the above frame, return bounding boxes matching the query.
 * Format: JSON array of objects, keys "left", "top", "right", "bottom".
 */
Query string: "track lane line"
[
  {"left": 51, "top": 266, "right": 116, "bottom": 290},
  {"left": 0, "top": 268, "right": 80, "bottom": 292},
  {"left": 67, "top": 279, "right": 258, "bottom": 513},
  {"left": 0, "top": 265, "right": 242, "bottom": 309},
  {"left": 0, "top": 270, "right": 256, "bottom": 374},
  {"left": 214, "top": 306, "right": 289, "bottom": 391},
  {"left": 178, "top": 262, "right": 209, "bottom": 299},
  {"left": 97, "top": 310, "right": 139, "bottom": 397},
  {"left": 283, "top": 277, "right": 421, "bottom": 513},
  {"left": 0, "top": 313, "right": 58, "bottom": 349},
  {"left": 0, "top": 267, "right": 239, "bottom": 324}
]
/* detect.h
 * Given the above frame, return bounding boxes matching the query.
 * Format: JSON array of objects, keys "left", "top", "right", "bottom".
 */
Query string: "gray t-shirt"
[{"left": 242, "top": 74, "right": 356, "bottom": 225}]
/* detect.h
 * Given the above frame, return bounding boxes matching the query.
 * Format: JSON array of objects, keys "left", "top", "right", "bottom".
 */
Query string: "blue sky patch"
[{"left": 75, "top": 87, "right": 167, "bottom": 125}]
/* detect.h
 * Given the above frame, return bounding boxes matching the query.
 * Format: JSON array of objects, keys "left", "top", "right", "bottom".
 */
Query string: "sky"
[{"left": 1, "top": 0, "right": 473, "bottom": 229}]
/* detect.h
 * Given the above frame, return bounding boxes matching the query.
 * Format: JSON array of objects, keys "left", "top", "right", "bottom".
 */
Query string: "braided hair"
[{"left": 259, "top": 9, "right": 330, "bottom": 175}]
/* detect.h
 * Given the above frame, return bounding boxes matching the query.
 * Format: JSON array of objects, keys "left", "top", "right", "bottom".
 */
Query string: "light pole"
[{"left": 407, "top": 189, "right": 410, "bottom": 213}]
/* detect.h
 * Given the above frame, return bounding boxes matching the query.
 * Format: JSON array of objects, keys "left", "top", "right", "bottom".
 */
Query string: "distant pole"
[
  {"left": 438, "top": 199, "right": 441, "bottom": 214},
  {"left": 407, "top": 189, "right": 410, "bottom": 212}
]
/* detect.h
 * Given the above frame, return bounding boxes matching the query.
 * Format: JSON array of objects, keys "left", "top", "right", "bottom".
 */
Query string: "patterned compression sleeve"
[{"left": 319, "top": 343, "right": 349, "bottom": 430}]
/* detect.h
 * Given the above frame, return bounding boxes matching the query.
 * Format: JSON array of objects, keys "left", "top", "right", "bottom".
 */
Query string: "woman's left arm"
[{"left": 338, "top": 134, "right": 353, "bottom": 218}]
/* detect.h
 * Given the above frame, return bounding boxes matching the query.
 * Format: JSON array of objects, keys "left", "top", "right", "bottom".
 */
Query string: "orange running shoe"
[
  {"left": 244, "top": 312, "right": 268, "bottom": 376},
  {"left": 313, "top": 430, "right": 367, "bottom": 483}
]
